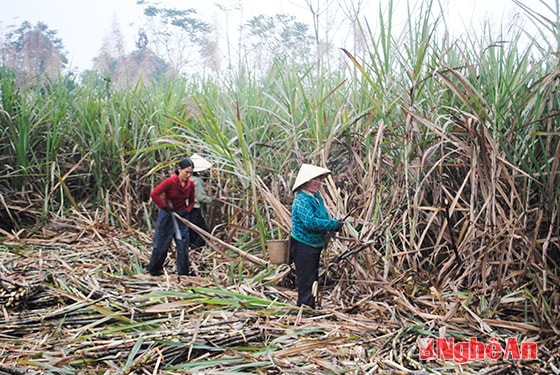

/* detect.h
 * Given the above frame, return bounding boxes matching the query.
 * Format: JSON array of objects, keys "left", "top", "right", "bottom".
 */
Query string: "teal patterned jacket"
[{"left": 291, "top": 190, "right": 339, "bottom": 248}]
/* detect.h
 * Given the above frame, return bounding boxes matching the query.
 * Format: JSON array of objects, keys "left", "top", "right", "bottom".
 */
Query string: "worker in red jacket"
[{"left": 146, "top": 158, "right": 195, "bottom": 276}]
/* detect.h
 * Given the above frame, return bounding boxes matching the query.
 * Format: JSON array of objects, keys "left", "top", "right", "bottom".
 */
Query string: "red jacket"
[{"left": 150, "top": 174, "right": 195, "bottom": 212}]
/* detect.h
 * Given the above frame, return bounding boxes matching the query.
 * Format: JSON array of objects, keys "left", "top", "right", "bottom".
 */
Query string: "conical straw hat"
[
  {"left": 191, "top": 153, "right": 213, "bottom": 172},
  {"left": 292, "top": 163, "right": 331, "bottom": 192}
]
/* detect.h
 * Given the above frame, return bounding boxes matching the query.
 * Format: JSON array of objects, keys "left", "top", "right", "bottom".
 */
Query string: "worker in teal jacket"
[{"left": 290, "top": 163, "right": 343, "bottom": 308}]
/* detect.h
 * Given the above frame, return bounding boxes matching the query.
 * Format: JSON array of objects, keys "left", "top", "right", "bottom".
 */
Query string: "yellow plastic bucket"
[{"left": 267, "top": 239, "right": 290, "bottom": 264}]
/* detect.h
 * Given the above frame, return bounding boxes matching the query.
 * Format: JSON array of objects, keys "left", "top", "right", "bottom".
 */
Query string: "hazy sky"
[{"left": 0, "top": 0, "right": 547, "bottom": 72}]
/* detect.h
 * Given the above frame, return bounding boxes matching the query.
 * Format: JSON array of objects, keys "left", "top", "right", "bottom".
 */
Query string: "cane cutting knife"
[{"left": 168, "top": 201, "right": 182, "bottom": 240}]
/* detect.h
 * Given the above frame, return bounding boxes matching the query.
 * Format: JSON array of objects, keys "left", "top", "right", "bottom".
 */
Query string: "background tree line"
[{"left": 0, "top": 0, "right": 358, "bottom": 88}]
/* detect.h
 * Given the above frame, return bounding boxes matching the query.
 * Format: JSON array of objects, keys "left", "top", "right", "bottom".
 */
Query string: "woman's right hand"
[{"left": 335, "top": 219, "right": 344, "bottom": 231}]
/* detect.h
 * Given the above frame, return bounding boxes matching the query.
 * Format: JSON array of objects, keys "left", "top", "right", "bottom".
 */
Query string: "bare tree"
[
  {"left": 215, "top": 2, "right": 242, "bottom": 72},
  {"left": 339, "top": 0, "right": 369, "bottom": 56},
  {"left": 93, "top": 23, "right": 170, "bottom": 88},
  {"left": 137, "top": 0, "right": 213, "bottom": 75},
  {"left": 92, "top": 18, "right": 130, "bottom": 87},
  {"left": 300, "top": 0, "right": 339, "bottom": 69},
  {"left": 1, "top": 21, "right": 67, "bottom": 85}
]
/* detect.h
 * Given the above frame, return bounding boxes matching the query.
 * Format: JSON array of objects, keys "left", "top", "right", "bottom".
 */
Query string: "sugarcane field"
[{"left": 1, "top": 0, "right": 559, "bottom": 374}]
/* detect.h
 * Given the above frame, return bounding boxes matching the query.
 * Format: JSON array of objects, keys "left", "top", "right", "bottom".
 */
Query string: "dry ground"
[{"left": 0, "top": 218, "right": 558, "bottom": 374}]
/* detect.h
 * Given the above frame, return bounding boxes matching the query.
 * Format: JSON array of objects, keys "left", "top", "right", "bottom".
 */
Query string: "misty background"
[{"left": 0, "top": 0, "right": 545, "bottom": 87}]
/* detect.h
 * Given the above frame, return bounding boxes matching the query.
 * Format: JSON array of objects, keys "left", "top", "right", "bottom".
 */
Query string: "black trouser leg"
[
  {"left": 189, "top": 208, "right": 208, "bottom": 248},
  {"left": 291, "top": 238, "right": 322, "bottom": 309},
  {"left": 147, "top": 209, "right": 173, "bottom": 275}
]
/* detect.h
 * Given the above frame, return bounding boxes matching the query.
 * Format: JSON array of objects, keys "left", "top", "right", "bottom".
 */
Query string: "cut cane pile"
[{"left": 1, "top": 214, "right": 558, "bottom": 374}]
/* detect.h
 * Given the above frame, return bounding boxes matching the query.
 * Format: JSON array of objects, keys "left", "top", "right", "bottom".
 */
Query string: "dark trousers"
[
  {"left": 147, "top": 209, "right": 190, "bottom": 275},
  {"left": 189, "top": 207, "right": 208, "bottom": 249},
  {"left": 291, "top": 237, "right": 322, "bottom": 309}
]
